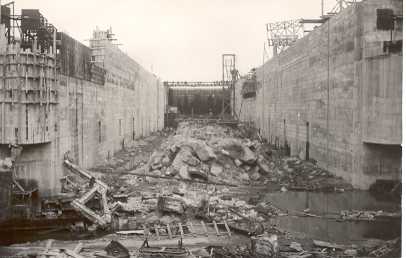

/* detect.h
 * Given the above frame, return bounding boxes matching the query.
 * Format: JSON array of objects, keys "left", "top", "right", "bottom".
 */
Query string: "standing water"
[{"left": 264, "top": 190, "right": 401, "bottom": 244}]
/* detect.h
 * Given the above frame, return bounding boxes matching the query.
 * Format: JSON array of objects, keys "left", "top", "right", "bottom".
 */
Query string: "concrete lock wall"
[
  {"left": 235, "top": 0, "right": 402, "bottom": 189},
  {"left": 0, "top": 25, "right": 165, "bottom": 196}
]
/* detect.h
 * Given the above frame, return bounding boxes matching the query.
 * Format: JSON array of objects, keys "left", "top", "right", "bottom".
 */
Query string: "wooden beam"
[
  {"left": 201, "top": 221, "right": 208, "bottom": 236},
  {"left": 178, "top": 223, "right": 184, "bottom": 238},
  {"left": 73, "top": 242, "right": 83, "bottom": 253},
  {"left": 154, "top": 224, "right": 160, "bottom": 240},
  {"left": 120, "top": 171, "right": 238, "bottom": 187},
  {"left": 167, "top": 224, "right": 173, "bottom": 239},
  {"left": 187, "top": 222, "right": 196, "bottom": 237},
  {"left": 223, "top": 221, "right": 232, "bottom": 237},
  {"left": 213, "top": 221, "right": 220, "bottom": 236}
]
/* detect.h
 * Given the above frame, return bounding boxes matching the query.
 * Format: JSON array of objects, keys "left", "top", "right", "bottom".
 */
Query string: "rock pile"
[{"left": 142, "top": 121, "right": 352, "bottom": 191}]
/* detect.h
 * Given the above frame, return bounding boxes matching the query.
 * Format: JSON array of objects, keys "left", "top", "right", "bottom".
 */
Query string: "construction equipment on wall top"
[
  {"left": 266, "top": 20, "right": 303, "bottom": 56},
  {"left": 221, "top": 54, "right": 237, "bottom": 118}
]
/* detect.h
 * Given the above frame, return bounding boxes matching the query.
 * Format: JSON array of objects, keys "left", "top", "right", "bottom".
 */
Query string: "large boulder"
[
  {"left": 210, "top": 163, "right": 223, "bottom": 177},
  {"left": 179, "top": 165, "right": 191, "bottom": 180},
  {"left": 188, "top": 167, "right": 208, "bottom": 181},
  {"left": 172, "top": 146, "right": 194, "bottom": 171},
  {"left": 241, "top": 146, "right": 257, "bottom": 165},
  {"left": 186, "top": 139, "right": 216, "bottom": 162},
  {"left": 250, "top": 171, "right": 261, "bottom": 181},
  {"left": 184, "top": 156, "right": 200, "bottom": 167},
  {"left": 161, "top": 156, "right": 171, "bottom": 167},
  {"left": 149, "top": 151, "right": 164, "bottom": 170},
  {"left": 234, "top": 159, "right": 243, "bottom": 167},
  {"left": 218, "top": 138, "right": 244, "bottom": 160},
  {"left": 257, "top": 157, "right": 271, "bottom": 174}
]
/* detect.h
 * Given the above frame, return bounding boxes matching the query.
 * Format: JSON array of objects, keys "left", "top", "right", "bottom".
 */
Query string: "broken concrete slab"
[
  {"left": 257, "top": 158, "right": 271, "bottom": 174},
  {"left": 241, "top": 146, "right": 257, "bottom": 165},
  {"left": 210, "top": 163, "right": 223, "bottom": 177},
  {"left": 157, "top": 196, "right": 185, "bottom": 214},
  {"left": 188, "top": 167, "right": 208, "bottom": 181},
  {"left": 104, "top": 240, "right": 130, "bottom": 258},
  {"left": 252, "top": 234, "right": 279, "bottom": 258},
  {"left": 178, "top": 165, "right": 191, "bottom": 180},
  {"left": 344, "top": 249, "right": 358, "bottom": 256},
  {"left": 250, "top": 171, "right": 261, "bottom": 181},
  {"left": 234, "top": 159, "right": 243, "bottom": 167},
  {"left": 172, "top": 147, "right": 194, "bottom": 171},
  {"left": 162, "top": 156, "right": 171, "bottom": 167},
  {"left": 289, "top": 242, "right": 303, "bottom": 252},
  {"left": 191, "top": 143, "right": 210, "bottom": 162},
  {"left": 184, "top": 156, "right": 200, "bottom": 167}
]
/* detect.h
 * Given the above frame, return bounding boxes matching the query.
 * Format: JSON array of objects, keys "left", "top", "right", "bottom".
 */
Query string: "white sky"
[{"left": 14, "top": 0, "right": 340, "bottom": 81}]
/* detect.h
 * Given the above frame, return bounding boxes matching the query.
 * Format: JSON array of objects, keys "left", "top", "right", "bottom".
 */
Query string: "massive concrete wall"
[
  {"left": 13, "top": 73, "right": 164, "bottom": 197},
  {"left": 235, "top": 0, "right": 402, "bottom": 189},
  {"left": 0, "top": 26, "right": 165, "bottom": 196}
]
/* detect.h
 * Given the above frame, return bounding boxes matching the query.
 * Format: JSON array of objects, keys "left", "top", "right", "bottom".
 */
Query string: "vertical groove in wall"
[
  {"left": 326, "top": 19, "right": 331, "bottom": 171},
  {"left": 262, "top": 43, "right": 266, "bottom": 135},
  {"left": 81, "top": 83, "right": 84, "bottom": 165}
]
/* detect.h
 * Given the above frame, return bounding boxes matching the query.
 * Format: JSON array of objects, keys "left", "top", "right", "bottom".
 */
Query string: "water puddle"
[{"left": 264, "top": 191, "right": 401, "bottom": 244}]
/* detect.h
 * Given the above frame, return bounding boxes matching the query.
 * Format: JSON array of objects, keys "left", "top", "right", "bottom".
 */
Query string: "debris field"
[{"left": 1, "top": 121, "right": 400, "bottom": 258}]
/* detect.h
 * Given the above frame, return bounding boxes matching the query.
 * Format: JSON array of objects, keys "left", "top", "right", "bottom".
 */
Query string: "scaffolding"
[
  {"left": 266, "top": 20, "right": 304, "bottom": 55},
  {"left": 221, "top": 54, "right": 236, "bottom": 118}
]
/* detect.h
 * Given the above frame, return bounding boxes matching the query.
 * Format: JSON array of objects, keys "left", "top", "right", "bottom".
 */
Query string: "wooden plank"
[
  {"left": 213, "top": 221, "right": 220, "bottom": 236},
  {"left": 154, "top": 224, "right": 160, "bottom": 240},
  {"left": 45, "top": 239, "right": 54, "bottom": 251},
  {"left": 73, "top": 242, "right": 83, "bottom": 253},
  {"left": 143, "top": 225, "right": 148, "bottom": 238},
  {"left": 38, "top": 251, "right": 61, "bottom": 256},
  {"left": 120, "top": 171, "right": 238, "bottom": 187},
  {"left": 178, "top": 223, "right": 184, "bottom": 238},
  {"left": 64, "top": 249, "right": 85, "bottom": 258},
  {"left": 201, "top": 221, "right": 208, "bottom": 236},
  {"left": 167, "top": 224, "right": 172, "bottom": 239},
  {"left": 187, "top": 222, "right": 196, "bottom": 237},
  {"left": 223, "top": 221, "right": 232, "bottom": 237}
]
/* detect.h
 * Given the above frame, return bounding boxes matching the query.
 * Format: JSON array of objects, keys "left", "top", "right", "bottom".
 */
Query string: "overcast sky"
[{"left": 14, "top": 0, "right": 340, "bottom": 81}]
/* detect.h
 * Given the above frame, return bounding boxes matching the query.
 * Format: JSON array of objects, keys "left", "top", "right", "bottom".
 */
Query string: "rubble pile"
[
  {"left": 60, "top": 122, "right": 357, "bottom": 248},
  {"left": 91, "top": 129, "right": 173, "bottom": 174},
  {"left": 139, "top": 121, "right": 352, "bottom": 191},
  {"left": 3, "top": 122, "right": 400, "bottom": 258}
]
